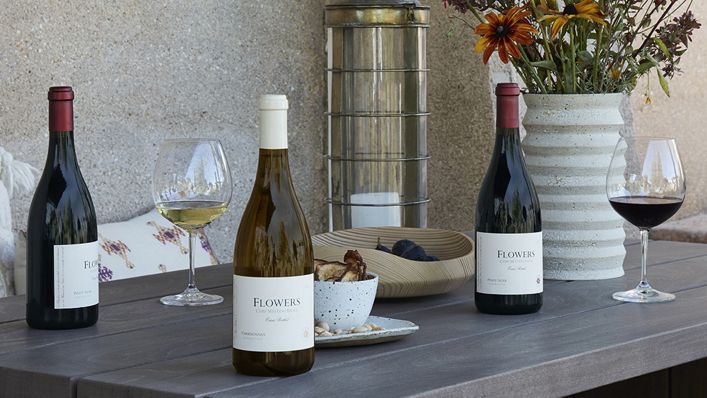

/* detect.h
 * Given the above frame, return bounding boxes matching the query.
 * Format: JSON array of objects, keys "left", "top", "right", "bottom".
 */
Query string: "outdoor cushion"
[
  {"left": 13, "top": 209, "right": 219, "bottom": 294},
  {"left": 96, "top": 209, "right": 219, "bottom": 282}
]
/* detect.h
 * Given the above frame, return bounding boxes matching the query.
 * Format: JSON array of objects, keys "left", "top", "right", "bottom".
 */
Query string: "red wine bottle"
[
  {"left": 26, "top": 86, "right": 99, "bottom": 329},
  {"left": 474, "top": 83, "right": 543, "bottom": 315}
]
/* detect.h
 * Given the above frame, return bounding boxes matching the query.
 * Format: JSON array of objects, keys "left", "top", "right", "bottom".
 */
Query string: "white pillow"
[
  {"left": 0, "top": 184, "right": 13, "bottom": 298},
  {"left": 13, "top": 231, "right": 25, "bottom": 295},
  {"left": 12, "top": 209, "right": 219, "bottom": 295},
  {"left": 97, "top": 209, "right": 219, "bottom": 282}
]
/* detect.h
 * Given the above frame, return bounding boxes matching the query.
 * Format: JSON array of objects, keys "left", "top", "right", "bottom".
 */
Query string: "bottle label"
[
  {"left": 53, "top": 241, "right": 99, "bottom": 309},
  {"left": 476, "top": 232, "right": 543, "bottom": 295},
  {"left": 233, "top": 274, "right": 314, "bottom": 352}
]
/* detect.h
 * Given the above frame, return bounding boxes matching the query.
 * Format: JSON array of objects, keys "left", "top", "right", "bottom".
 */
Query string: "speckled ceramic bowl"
[{"left": 314, "top": 273, "right": 378, "bottom": 331}]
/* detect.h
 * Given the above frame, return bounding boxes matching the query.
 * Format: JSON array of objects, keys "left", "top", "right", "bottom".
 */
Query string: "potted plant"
[{"left": 444, "top": 0, "right": 700, "bottom": 279}]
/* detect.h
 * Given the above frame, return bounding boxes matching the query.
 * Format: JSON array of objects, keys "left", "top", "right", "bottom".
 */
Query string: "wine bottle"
[
  {"left": 233, "top": 95, "right": 315, "bottom": 376},
  {"left": 26, "top": 86, "right": 99, "bottom": 329},
  {"left": 474, "top": 83, "right": 543, "bottom": 315}
]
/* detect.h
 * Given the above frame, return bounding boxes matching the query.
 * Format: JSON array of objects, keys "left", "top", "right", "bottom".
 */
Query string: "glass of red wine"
[{"left": 606, "top": 137, "right": 685, "bottom": 303}]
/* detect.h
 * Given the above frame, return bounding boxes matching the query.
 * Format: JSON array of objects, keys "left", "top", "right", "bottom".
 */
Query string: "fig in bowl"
[
  {"left": 313, "top": 227, "right": 475, "bottom": 298},
  {"left": 314, "top": 250, "right": 378, "bottom": 331}
]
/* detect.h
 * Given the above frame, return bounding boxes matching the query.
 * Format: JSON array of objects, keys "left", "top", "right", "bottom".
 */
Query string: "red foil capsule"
[
  {"left": 495, "top": 83, "right": 520, "bottom": 129},
  {"left": 48, "top": 86, "right": 74, "bottom": 133}
]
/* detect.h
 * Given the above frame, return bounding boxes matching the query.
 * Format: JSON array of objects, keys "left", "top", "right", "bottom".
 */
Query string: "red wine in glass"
[
  {"left": 608, "top": 196, "right": 683, "bottom": 230},
  {"left": 606, "top": 137, "right": 686, "bottom": 303}
]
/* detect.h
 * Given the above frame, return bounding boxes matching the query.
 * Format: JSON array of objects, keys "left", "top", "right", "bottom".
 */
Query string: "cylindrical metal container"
[{"left": 325, "top": 0, "right": 430, "bottom": 231}]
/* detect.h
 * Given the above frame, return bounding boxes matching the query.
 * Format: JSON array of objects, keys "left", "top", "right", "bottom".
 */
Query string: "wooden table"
[{"left": 1, "top": 240, "right": 707, "bottom": 398}]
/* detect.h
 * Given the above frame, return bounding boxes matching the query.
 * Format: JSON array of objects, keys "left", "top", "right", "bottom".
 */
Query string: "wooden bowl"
[{"left": 312, "top": 227, "right": 475, "bottom": 298}]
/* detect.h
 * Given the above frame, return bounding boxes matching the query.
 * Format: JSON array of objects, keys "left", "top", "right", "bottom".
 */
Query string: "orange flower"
[
  {"left": 610, "top": 67, "right": 621, "bottom": 80},
  {"left": 538, "top": 0, "right": 607, "bottom": 39},
  {"left": 474, "top": 6, "right": 537, "bottom": 64}
]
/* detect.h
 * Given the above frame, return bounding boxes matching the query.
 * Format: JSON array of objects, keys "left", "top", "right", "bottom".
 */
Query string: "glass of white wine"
[{"left": 152, "top": 139, "right": 232, "bottom": 306}]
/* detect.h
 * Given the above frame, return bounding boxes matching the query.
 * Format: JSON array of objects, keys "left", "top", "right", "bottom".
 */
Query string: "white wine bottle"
[{"left": 232, "top": 95, "right": 315, "bottom": 376}]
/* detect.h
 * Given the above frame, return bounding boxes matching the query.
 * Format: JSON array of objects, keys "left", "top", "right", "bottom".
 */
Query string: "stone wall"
[
  {"left": 3, "top": 1, "right": 700, "bottom": 266},
  {"left": 630, "top": 2, "right": 707, "bottom": 220},
  {"left": 0, "top": 1, "right": 495, "bottom": 261}
]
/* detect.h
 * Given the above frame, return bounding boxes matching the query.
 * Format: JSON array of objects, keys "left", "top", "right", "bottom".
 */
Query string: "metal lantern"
[{"left": 325, "top": 0, "right": 430, "bottom": 231}]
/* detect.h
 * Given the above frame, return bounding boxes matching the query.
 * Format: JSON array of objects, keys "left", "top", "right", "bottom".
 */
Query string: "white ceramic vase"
[{"left": 522, "top": 93, "right": 626, "bottom": 280}]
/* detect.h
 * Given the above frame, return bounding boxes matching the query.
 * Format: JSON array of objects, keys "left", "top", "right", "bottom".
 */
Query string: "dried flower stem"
[
  {"left": 633, "top": 3, "right": 677, "bottom": 58},
  {"left": 593, "top": 25, "right": 604, "bottom": 92},
  {"left": 519, "top": 46, "right": 548, "bottom": 94}
]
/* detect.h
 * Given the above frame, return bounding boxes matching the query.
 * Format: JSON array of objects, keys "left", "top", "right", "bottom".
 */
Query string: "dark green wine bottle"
[
  {"left": 26, "top": 86, "right": 99, "bottom": 329},
  {"left": 475, "top": 83, "right": 543, "bottom": 315}
]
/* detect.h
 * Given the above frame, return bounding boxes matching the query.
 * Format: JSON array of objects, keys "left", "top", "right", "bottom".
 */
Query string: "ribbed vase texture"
[{"left": 522, "top": 94, "right": 626, "bottom": 280}]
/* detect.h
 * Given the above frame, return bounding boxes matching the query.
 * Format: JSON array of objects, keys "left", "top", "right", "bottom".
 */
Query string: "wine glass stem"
[
  {"left": 638, "top": 228, "right": 650, "bottom": 289},
  {"left": 187, "top": 229, "right": 198, "bottom": 290}
]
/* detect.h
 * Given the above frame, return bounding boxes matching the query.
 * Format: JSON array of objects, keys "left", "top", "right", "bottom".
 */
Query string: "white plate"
[{"left": 315, "top": 315, "right": 419, "bottom": 348}]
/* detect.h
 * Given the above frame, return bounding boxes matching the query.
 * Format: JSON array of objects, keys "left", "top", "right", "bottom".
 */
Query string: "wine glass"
[
  {"left": 152, "top": 139, "right": 232, "bottom": 306},
  {"left": 606, "top": 137, "right": 685, "bottom": 303}
]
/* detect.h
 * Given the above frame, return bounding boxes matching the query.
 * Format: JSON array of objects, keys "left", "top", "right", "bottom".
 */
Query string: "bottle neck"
[
  {"left": 496, "top": 94, "right": 519, "bottom": 130},
  {"left": 254, "top": 148, "right": 292, "bottom": 190},
  {"left": 496, "top": 126, "right": 520, "bottom": 139},
  {"left": 49, "top": 99, "right": 74, "bottom": 133},
  {"left": 495, "top": 93, "right": 521, "bottom": 149},
  {"left": 256, "top": 105, "right": 291, "bottom": 186},
  {"left": 493, "top": 127, "right": 523, "bottom": 165},
  {"left": 46, "top": 131, "right": 78, "bottom": 168},
  {"left": 47, "top": 97, "right": 78, "bottom": 168},
  {"left": 259, "top": 109, "right": 288, "bottom": 150},
  {"left": 494, "top": 94, "right": 522, "bottom": 159}
]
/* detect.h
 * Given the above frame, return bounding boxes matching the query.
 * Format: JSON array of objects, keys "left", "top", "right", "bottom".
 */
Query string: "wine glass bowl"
[
  {"left": 152, "top": 139, "right": 232, "bottom": 306},
  {"left": 606, "top": 137, "right": 685, "bottom": 303}
]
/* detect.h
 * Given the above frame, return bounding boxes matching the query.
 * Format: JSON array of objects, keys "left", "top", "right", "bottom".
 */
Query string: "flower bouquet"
[
  {"left": 444, "top": 0, "right": 700, "bottom": 99},
  {"left": 445, "top": 1, "right": 701, "bottom": 280}
]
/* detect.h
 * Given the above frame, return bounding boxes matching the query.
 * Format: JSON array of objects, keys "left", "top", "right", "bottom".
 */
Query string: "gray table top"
[{"left": 1, "top": 239, "right": 707, "bottom": 398}]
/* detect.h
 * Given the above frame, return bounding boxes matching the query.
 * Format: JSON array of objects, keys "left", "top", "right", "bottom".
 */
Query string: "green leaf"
[
  {"left": 644, "top": 54, "right": 660, "bottom": 65},
  {"left": 637, "top": 56, "right": 658, "bottom": 75},
  {"left": 577, "top": 51, "right": 594, "bottom": 68},
  {"left": 530, "top": 60, "right": 557, "bottom": 72},
  {"left": 657, "top": 69, "right": 671, "bottom": 97},
  {"left": 654, "top": 37, "right": 671, "bottom": 59}
]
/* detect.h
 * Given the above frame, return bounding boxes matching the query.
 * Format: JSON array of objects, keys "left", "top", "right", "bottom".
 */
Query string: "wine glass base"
[
  {"left": 160, "top": 287, "right": 223, "bottom": 306},
  {"left": 612, "top": 287, "right": 675, "bottom": 303}
]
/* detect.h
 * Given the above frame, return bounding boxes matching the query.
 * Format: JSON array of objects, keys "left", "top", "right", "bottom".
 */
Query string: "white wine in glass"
[
  {"left": 153, "top": 139, "right": 232, "bottom": 306},
  {"left": 157, "top": 201, "right": 228, "bottom": 230}
]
